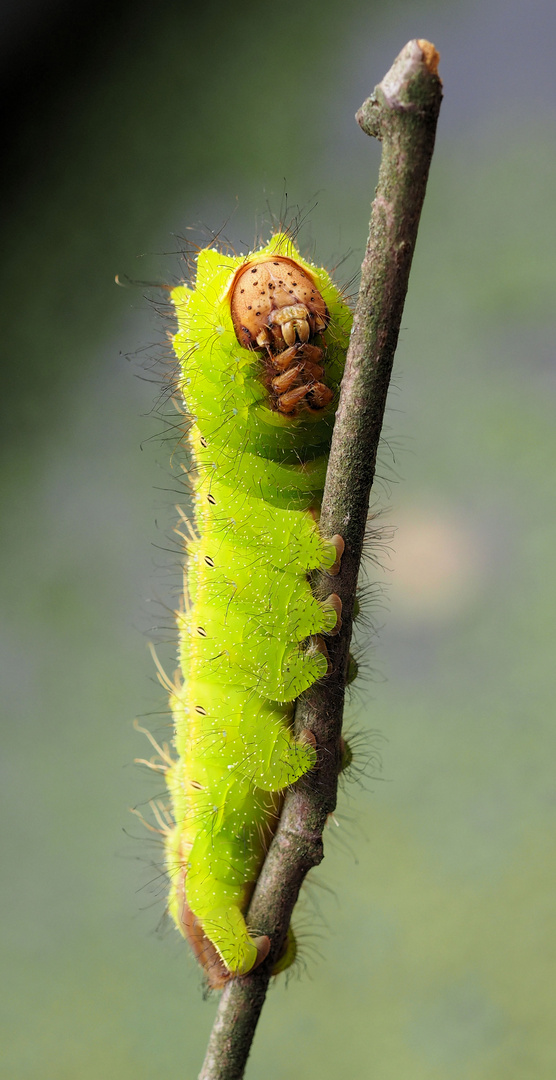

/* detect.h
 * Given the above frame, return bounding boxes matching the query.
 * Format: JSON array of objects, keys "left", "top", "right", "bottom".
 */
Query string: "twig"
[{"left": 198, "top": 39, "right": 442, "bottom": 1080}]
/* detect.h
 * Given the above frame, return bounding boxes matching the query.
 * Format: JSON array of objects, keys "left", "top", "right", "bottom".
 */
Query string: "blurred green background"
[{"left": 2, "top": 0, "right": 555, "bottom": 1076}]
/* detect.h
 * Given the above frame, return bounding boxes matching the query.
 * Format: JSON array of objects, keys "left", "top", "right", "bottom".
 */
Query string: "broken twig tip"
[{"left": 416, "top": 39, "right": 440, "bottom": 76}]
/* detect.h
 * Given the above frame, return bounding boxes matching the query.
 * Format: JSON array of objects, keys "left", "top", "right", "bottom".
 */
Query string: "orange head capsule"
[
  {"left": 229, "top": 255, "right": 333, "bottom": 416},
  {"left": 230, "top": 256, "right": 329, "bottom": 353}
]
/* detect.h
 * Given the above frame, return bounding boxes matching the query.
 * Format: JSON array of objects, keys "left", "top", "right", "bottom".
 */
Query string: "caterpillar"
[{"left": 159, "top": 232, "right": 352, "bottom": 988}]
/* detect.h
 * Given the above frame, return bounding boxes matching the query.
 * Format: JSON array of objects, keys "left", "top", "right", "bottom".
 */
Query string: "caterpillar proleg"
[{"left": 160, "top": 232, "right": 352, "bottom": 987}]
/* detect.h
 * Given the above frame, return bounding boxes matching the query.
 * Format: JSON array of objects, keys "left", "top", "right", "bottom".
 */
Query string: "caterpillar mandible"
[{"left": 161, "top": 232, "right": 352, "bottom": 987}]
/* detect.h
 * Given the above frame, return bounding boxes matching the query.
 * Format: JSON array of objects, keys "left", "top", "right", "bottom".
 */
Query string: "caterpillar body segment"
[
  {"left": 165, "top": 233, "right": 351, "bottom": 986},
  {"left": 194, "top": 471, "right": 339, "bottom": 571},
  {"left": 178, "top": 890, "right": 270, "bottom": 989}
]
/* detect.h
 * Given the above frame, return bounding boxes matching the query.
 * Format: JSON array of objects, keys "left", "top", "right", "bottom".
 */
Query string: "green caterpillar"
[{"left": 162, "top": 232, "right": 352, "bottom": 987}]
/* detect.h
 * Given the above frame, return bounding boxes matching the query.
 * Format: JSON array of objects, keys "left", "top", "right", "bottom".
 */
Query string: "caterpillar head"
[
  {"left": 229, "top": 256, "right": 329, "bottom": 351},
  {"left": 229, "top": 256, "right": 334, "bottom": 416}
]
